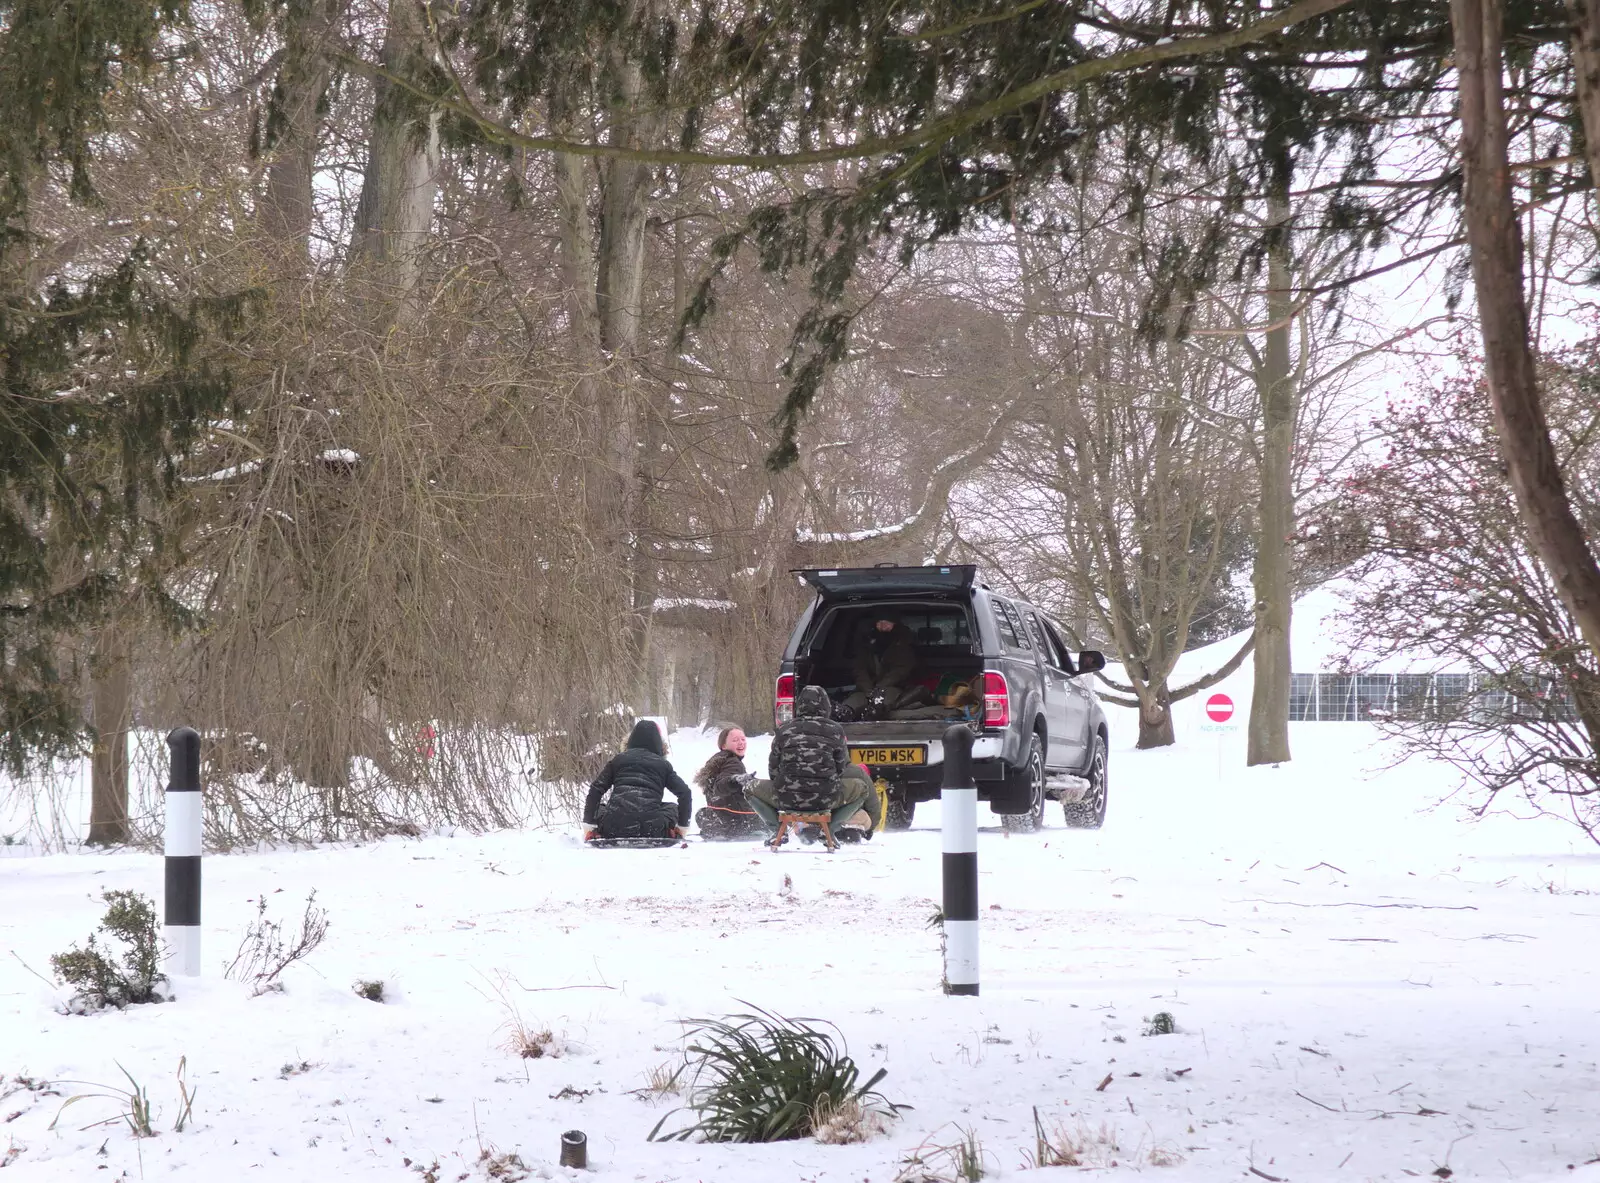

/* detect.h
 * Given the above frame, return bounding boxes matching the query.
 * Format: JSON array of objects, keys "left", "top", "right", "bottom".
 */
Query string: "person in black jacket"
[{"left": 583, "top": 719, "right": 692, "bottom": 841}]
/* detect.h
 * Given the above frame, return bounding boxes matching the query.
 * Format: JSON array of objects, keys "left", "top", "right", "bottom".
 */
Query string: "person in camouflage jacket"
[{"left": 744, "top": 684, "right": 875, "bottom": 841}]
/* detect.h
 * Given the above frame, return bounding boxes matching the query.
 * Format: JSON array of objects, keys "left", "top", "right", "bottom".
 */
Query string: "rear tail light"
[
  {"left": 983, "top": 671, "right": 1010, "bottom": 728},
  {"left": 775, "top": 674, "right": 796, "bottom": 727}
]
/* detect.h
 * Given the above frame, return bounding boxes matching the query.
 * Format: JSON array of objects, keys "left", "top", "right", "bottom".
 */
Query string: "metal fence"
[{"left": 1288, "top": 672, "right": 1577, "bottom": 724}]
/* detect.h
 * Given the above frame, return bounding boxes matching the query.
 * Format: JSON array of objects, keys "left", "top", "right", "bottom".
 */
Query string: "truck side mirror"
[{"left": 1077, "top": 650, "right": 1107, "bottom": 674}]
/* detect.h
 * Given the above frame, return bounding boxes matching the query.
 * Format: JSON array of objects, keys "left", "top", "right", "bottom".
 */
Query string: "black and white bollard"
[
  {"left": 164, "top": 727, "right": 202, "bottom": 977},
  {"left": 941, "top": 724, "right": 979, "bottom": 996}
]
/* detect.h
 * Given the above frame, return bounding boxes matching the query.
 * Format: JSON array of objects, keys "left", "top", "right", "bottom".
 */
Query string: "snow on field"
[{"left": 3, "top": 715, "right": 1599, "bottom": 1182}]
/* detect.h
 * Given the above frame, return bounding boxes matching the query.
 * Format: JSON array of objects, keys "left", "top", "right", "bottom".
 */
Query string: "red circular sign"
[{"left": 1205, "top": 693, "right": 1234, "bottom": 722}]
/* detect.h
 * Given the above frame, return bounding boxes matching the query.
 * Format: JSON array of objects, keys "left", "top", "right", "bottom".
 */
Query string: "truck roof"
[{"left": 794, "top": 564, "right": 979, "bottom": 598}]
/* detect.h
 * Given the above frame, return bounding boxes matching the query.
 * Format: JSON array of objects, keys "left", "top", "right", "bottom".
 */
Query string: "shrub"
[
  {"left": 1143, "top": 1011, "right": 1176, "bottom": 1036},
  {"left": 354, "top": 979, "right": 385, "bottom": 1002},
  {"left": 50, "top": 891, "right": 166, "bottom": 1011},
  {"left": 224, "top": 890, "right": 329, "bottom": 995},
  {"left": 649, "top": 1006, "right": 898, "bottom": 1143}
]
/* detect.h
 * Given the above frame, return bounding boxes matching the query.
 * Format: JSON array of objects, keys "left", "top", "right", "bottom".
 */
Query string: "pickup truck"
[{"left": 775, "top": 564, "right": 1109, "bottom": 831}]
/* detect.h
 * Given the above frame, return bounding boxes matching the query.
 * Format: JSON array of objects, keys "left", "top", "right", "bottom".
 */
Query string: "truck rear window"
[{"left": 806, "top": 604, "right": 973, "bottom": 656}]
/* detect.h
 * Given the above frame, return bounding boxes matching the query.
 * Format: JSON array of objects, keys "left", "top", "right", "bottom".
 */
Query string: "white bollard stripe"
[
  {"left": 165, "top": 792, "right": 202, "bottom": 857},
  {"left": 944, "top": 919, "right": 979, "bottom": 986},
  {"left": 940, "top": 787, "right": 978, "bottom": 853},
  {"left": 165, "top": 925, "right": 201, "bottom": 978}
]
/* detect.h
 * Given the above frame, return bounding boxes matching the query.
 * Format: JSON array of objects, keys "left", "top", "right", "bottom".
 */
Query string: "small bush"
[
  {"left": 224, "top": 891, "right": 329, "bottom": 995},
  {"left": 354, "top": 979, "right": 385, "bottom": 1002},
  {"left": 1143, "top": 1011, "right": 1176, "bottom": 1036},
  {"left": 649, "top": 1006, "right": 898, "bottom": 1144},
  {"left": 50, "top": 891, "right": 166, "bottom": 1011}
]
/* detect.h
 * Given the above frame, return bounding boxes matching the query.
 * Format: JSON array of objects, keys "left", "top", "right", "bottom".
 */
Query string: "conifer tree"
[{"left": 0, "top": 0, "right": 243, "bottom": 771}]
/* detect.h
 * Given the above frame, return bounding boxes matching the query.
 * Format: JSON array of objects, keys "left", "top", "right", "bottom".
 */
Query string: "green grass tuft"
[{"left": 649, "top": 1005, "right": 899, "bottom": 1143}]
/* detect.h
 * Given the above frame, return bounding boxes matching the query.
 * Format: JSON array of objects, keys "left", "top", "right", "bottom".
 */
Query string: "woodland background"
[{"left": 4, "top": 0, "right": 1599, "bottom": 847}]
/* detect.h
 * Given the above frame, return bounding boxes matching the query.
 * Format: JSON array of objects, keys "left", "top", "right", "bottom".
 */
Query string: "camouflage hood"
[{"left": 795, "top": 684, "right": 832, "bottom": 719}]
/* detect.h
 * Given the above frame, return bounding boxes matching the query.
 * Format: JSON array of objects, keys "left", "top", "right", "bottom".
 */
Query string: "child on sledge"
[
  {"left": 693, "top": 726, "right": 765, "bottom": 840},
  {"left": 583, "top": 719, "right": 693, "bottom": 842}
]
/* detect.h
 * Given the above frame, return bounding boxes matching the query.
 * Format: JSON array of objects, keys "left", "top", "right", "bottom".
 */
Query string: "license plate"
[{"left": 849, "top": 745, "right": 926, "bottom": 766}]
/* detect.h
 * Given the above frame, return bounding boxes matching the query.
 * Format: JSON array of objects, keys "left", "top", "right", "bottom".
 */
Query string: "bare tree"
[
  {"left": 978, "top": 183, "right": 1260, "bottom": 749},
  {"left": 1454, "top": 0, "right": 1600, "bottom": 659},
  {"left": 1315, "top": 347, "right": 1600, "bottom": 845}
]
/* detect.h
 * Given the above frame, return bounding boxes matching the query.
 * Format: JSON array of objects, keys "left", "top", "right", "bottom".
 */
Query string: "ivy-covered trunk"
[
  {"left": 1136, "top": 681, "right": 1175, "bottom": 750},
  {"left": 88, "top": 623, "right": 132, "bottom": 846}
]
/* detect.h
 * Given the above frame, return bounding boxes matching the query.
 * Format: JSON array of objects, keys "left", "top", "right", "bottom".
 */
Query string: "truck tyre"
[
  {"left": 998, "top": 734, "right": 1047, "bottom": 832},
  {"left": 884, "top": 796, "right": 916, "bottom": 830},
  {"left": 1063, "top": 735, "right": 1108, "bottom": 829}
]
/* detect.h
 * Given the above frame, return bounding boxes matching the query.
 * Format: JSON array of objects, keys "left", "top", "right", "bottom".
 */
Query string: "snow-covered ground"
[{"left": 3, "top": 715, "right": 1599, "bottom": 1182}]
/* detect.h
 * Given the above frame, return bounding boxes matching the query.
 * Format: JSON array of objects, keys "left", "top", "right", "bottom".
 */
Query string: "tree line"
[{"left": 3, "top": 0, "right": 1597, "bottom": 846}]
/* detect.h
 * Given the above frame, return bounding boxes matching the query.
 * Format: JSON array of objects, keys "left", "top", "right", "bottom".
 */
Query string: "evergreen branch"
[{"left": 342, "top": 0, "right": 1356, "bottom": 169}]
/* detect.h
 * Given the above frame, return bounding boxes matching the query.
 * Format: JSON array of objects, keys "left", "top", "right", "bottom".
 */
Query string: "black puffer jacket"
[
  {"left": 583, "top": 721, "right": 693, "bottom": 828},
  {"left": 768, "top": 685, "right": 849, "bottom": 810},
  {"left": 695, "top": 748, "right": 749, "bottom": 810}
]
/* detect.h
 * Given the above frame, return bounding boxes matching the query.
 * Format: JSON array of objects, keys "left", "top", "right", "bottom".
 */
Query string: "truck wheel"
[
  {"left": 884, "top": 797, "right": 916, "bottom": 831},
  {"left": 1063, "top": 736, "right": 1108, "bottom": 829},
  {"left": 999, "top": 735, "right": 1046, "bottom": 832}
]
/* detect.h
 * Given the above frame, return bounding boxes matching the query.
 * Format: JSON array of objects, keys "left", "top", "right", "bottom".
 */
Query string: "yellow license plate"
[{"left": 849, "top": 745, "right": 926, "bottom": 766}]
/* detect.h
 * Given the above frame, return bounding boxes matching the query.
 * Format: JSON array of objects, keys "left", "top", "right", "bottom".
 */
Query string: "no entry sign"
[{"left": 1205, "top": 693, "right": 1235, "bottom": 723}]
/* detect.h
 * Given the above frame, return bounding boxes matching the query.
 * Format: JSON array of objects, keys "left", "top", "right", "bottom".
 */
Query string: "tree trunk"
[
  {"left": 1247, "top": 189, "right": 1296, "bottom": 766},
  {"left": 349, "top": 0, "right": 439, "bottom": 303},
  {"left": 87, "top": 623, "right": 132, "bottom": 846},
  {"left": 1568, "top": 0, "right": 1600, "bottom": 192},
  {"left": 1454, "top": 0, "right": 1600, "bottom": 659},
  {"left": 1136, "top": 681, "right": 1175, "bottom": 749},
  {"left": 259, "top": 0, "right": 342, "bottom": 263}
]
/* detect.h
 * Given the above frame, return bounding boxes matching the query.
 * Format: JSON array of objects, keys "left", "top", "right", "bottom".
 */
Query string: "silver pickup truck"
[{"left": 775, "top": 564, "right": 1110, "bottom": 831}]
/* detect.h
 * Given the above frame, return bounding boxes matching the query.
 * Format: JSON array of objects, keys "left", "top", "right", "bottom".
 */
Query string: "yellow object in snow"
[{"left": 874, "top": 778, "right": 891, "bottom": 832}]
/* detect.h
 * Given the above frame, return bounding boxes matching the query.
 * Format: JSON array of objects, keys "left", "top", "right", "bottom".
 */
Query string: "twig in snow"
[
  {"left": 1178, "top": 918, "right": 1228, "bottom": 928},
  {"left": 1095, "top": 1073, "right": 1113, "bottom": 1092},
  {"left": 1233, "top": 899, "right": 1478, "bottom": 911},
  {"left": 1338, "top": 1152, "right": 1353, "bottom": 1168},
  {"left": 1330, "top": 937, "right": 1397, "bottom": 943},
  {"left": 1295, "top": 1091, "right": 1341, "bottom": 1112},
  {"left": 1299, "top": 1046, "right": 1331, "bottom": 1058},
  {"left": 1304, "top": 862, "right": 1348, "bottom": 874},
  {"left": 508, "top": 975, "right": 617, "bottom": 994},
  {"left": 8, "top": 950, "right": 56, "bottom": 991},
  {"left": 1250, "top": 1167, "right": 1287, "bottom": 1182}
]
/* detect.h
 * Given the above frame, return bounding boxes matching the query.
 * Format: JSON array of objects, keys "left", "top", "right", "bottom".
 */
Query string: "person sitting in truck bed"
[{"left": 841, "top": 616, "right": 921, "bottom": 717}]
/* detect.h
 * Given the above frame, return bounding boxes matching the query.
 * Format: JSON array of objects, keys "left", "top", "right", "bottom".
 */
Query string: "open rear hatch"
[{"left": 796, "top": 565, "right": 977, "bottom": 599}]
